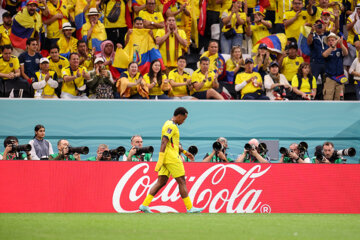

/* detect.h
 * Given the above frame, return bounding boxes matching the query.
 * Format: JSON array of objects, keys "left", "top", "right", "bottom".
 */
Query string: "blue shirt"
[
  {"left": 324, "top": 47, "right": 344, "bottom": 77},
  {"left": 18, "top": 52, "right": 42, "bottom": 79},
  {"left": 310, "top": 32, "right": 329, "bottom": 64}
]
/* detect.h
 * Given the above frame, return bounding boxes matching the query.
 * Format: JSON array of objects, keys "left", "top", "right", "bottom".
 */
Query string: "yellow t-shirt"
[
  {"left": 34, "top": 70, "right": 57, "bottom": 96},
  {"left": 200, "top": 51, "right": 221, "bottom": 73},
  {"left": 161, "top": 120, "right": 181, "bottom": 164},
  {"left": 281, "top": 56, "right": 304, "bottom": 82},
  {"left": 347, "top": 16, "right": 357, "bottom": 45},
  {"left": 122, "top": 71, "right": 142, "bottom": 96},
  {"left": 250, "top": 21, "right": 271, "bottom": 44},
  {"left": 48, "top": 55, "right": 70, "bottom": 79},
  {"left": 235, "top": 71, "right": 262, "bottom": 98},
  {"left": 139, "top": 10, "right": 164, "bottom": 35},
  {"left": 80, "top": 53, "right": 94, "bottom": 71},
  {"left": 191, "top": 69, "right": 215, "bottom": 93},
  {"left": 61, "top": 66, "right": 87, "bottom": 96},
  {"left": 102, "top": 0, "right": 127, "bottom": 28},
  {"left": 0, "top": 24, "right": 11, "bottom": 46},
  {"left": 155, "top": 29, "right": 187, "bottom": 67},
  {"left": 168, "top": 69, "right": 191, "bottom": 97},
  {"left": 0, "top": 55, "right": 20, "bottom": 80},
  {"left": 57, "top": 35, "right": 78, "bottom": 56},
  {"left": 246, "top": 0, "right": 256, "bottom": 8},
  {"left": 46, "top": 0, "right": 70, "bottom": 39},
  {"left": 276, "top": 0, "right": 292, "bottom": 24},
  {"left": 143, "top": 73, "right": 167, "bottom": 96},
  {"left": 221, "top": 10, "right": 246, "bottom": 34},
  {"left": 284, "top": 10, "right": 311, "bottom": 41},
  {"left": 291, "top": 75, "right": 317, "bottom": 93},
  {"left": 81, "top": 21, "right": 107, "bottom": 50}
]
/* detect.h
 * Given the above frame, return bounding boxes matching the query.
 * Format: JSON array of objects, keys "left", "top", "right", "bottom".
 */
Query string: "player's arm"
[{"left": 160, "top": 136, "right": 169, "bottom": 152}]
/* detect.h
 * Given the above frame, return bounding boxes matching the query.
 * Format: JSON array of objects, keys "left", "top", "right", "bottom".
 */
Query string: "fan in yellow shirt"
[
  {"left": 280, "top": 42, "right": 304, "bottom": 83},
  {"left": 139, "top": 0, "right": 165, "bottom": 36},
  {"left": 191, "top": 56, "right": 224, "bottom": 99},
  {"left": 144, "top": 59, "right": 171, "bottom": 99},
  {"left": 0, "top": 45, "right": 21, "bottom": 80},
  {"left": 235, "top": 58, "right": 269, "bottom": 100},
  {"left": 48, "top": 45, "right": 70, "bottom": 82},
  {"left": 57, "top": 22, "right": 78, "bottom": 58},
  {"left": 139, "top": 107, "right": 204, "bottom": 213},
  {"left": 291, "top": 62, "right": 317, "bottom": 100},
  {"left": 61, "top": 53, "right": 90, "bottom": 99},
  {"left": 155, "top": 16, "right": 187, "bottom": 69},
  {"left": 0, "top": 12, "right": 12, "bottom": 50},
  {"left": 283, "top": 0, "right": 311, "bottom": 41},
  {"left": 168, "top": 56, "right": 193, "bottom": 99}
]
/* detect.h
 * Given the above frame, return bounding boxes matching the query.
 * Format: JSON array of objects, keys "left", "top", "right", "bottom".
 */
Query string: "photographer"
[
  {"left": 123, "top": 135, "right": 152, "bottom": 162},
  {"left": 279, "top": 143, "right": 311, "bottom": 163},
  {"left": 49, "top": 139, "right": 81, "bottom": 161},
  {"left": 235, "top": 138, "right": 270, "bottom": 163},
  {"left": 87, "top": 144, "right": 111, "bottom": 161},
  {"left": 313, "top": 142, "right": 343, "bottom": 164},
  {"left": 202, "top": 137, "right": 233, "bottom": 163},
  {"left": 0, "top": 136, "right": 31, "bottom": 160}
]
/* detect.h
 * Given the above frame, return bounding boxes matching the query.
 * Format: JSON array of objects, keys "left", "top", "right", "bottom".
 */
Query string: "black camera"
[
  {"left": 258, "top": 143, "right": 267, "bottom": 155},
  {"left": 188, "top": 145, "right": 198, "bottom": 156},
  {"left": 279, "top": 147, "right": 290, "bottom": 156},
  {"left": 213, "top": 142, "right": 223, "bottom": 152},
  {"left": 317, "top": 24, "right": 323, "bottom": 29},
  {"left": 10, "top": 144, "right": 32, "bottom": 153},
  {"left": 68, "top": 146, "right": 89, "bottom": 155},
  {"left": 102, "top": 146, "right": 126, "bottom": 159},
  {"left": 135, "top": 146, "right": 154, "bottom": 155},
  {"left": 298, "top": 142, "right": 308, "bottom": 153},
  {"left": 244, "top": 143, "right": 256, "bottom": 151}
]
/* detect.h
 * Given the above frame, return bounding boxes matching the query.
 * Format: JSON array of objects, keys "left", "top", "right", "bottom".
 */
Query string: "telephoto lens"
[
  {"left": 12, "top": 144, "right": 32, "bottom": 152},
  {"left": 188, "top": 146, "right": 198, "bottom": 156},
  {"left": 68, "top": 146, "right": 89, "bottom": 155},
  {"left": 136, "top": 146, "right": 154, "bottom": 155},
  {"left": 279, "top": 147, "right": 289, "bottom": 156},
  {"left": 213, "top": 142, "right": 222, "bottom": 152}
]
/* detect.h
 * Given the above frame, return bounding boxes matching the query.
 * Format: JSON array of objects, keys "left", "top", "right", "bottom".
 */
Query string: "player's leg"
[
  {"left": 206, "top": 88, "right": 224, "bottom": 100},
  {"left": 140, "top": 168, "right": 169, "bottom": 213}
]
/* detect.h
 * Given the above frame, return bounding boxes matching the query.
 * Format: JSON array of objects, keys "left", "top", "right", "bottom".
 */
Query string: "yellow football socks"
[
  {"left": 182, "top": 196, "right": 193, "bottom": 210},
  {"left": 142, "top": 194, "right": 154, "bottom": 207}
]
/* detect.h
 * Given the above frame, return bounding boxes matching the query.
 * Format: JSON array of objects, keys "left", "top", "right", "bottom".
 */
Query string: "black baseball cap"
[
  {"left": 288, "top": 42, "right": 298, "bottom": 50},
  {"left": 245, "top": 58, "right": 254, "bottom": 64}
]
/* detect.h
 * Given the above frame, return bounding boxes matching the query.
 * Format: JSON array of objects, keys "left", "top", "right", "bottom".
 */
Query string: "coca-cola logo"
[{"left": 112, "top": 163, "right": 271, "bottom": 213}]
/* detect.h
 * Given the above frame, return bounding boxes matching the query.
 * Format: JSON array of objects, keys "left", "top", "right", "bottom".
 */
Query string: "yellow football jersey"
[{"left": 161, "top": 120, "right": 181, "bottom": 164}]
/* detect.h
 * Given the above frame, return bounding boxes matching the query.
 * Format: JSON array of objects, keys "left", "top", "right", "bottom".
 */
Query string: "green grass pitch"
[{"left": 0, "top": 213, "right": 359, "bottom": 240}]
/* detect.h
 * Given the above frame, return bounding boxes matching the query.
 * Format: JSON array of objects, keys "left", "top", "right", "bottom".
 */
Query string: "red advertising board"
[{"left": 0, "top": 161, "right": 359, "bottom": 213}]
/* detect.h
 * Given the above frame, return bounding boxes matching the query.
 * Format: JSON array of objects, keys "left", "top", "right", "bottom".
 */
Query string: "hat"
[
  {"left": 269, "top": 61, "right": 279, "bottom": 67},
  {"left": 94, "top": 57, "right": 105, "bottom": 64},
  {"left": 254, "top": 5, "right": 266, "bottom": 16},
  {"left": 288, "top": 41, "right": 298, "bottom": 50},
  {"left": 324, "top": 32, "right": 339, "bottom": 45},
  {"left": 245, "top": 58, "right": 254, "bottom": 64},
  {"left": 40, "top": 57, "right": 49, "bottom": 64},
  {"left": 259, "top": 43, "right": 268, "bottom": 49},
  {"left": 62, "top": 22, "right": 75, "bottom": 31},
  {"left": 27, "top": 0, "right": 38, "bottom": 5},
  {"left": 321, "top": 10, "right": 331, "bottom": 16},
  {"left": 87, "top": 8, "right": 100, "bottom": 15}
]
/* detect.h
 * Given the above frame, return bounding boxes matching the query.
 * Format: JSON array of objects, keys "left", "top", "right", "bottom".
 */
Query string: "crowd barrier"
[
  {"left": 0, "top": 99, "right": 360, "bottom": 163},
  {"left": 0, "top": 161, "right": 359, "bottom": 213}
]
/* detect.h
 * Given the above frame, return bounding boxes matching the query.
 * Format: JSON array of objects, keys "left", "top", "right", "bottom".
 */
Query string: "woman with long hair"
[
  {"left": 143, "top": 60, "right": 172, "bottom": 99},
  {"left": 29, "top": 124, "right": 54, "bottom": 160},
  {"left": 291, "top": 62, "right": 317, "bottom": 100}
]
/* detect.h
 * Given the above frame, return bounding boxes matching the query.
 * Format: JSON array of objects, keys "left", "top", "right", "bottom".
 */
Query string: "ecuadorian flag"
[
  {"left": 10, "top": 8, "right": 42, "bottom": 50},
  {"left": 252, "top": 33, "right": 287, "bottom": 54},
  {"left": 113, "top": 29, "right": 165, "bottom": 75},
  {"left": 75, "top": 0, "right": 96, "bottom": 39},
  {"left": 298, "top": 26, "right": 311, "bottom": 63}
]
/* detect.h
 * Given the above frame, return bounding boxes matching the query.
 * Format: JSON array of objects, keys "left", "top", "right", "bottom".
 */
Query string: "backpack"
[{"left": 96, "top": 83, "right": 114, "bottom": 99}]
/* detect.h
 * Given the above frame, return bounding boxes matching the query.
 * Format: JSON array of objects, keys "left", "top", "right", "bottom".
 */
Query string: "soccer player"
[{"left": 139, "top": 107, "right": 203, "bottom": 213}]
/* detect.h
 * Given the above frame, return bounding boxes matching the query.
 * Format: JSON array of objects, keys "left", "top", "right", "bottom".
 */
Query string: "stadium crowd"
[
  {"left": 0, "top": 0, "right": 359, "bottom": 100},
  {"left": 0, "top": 124, "right": 356, "bottom": 163}
]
